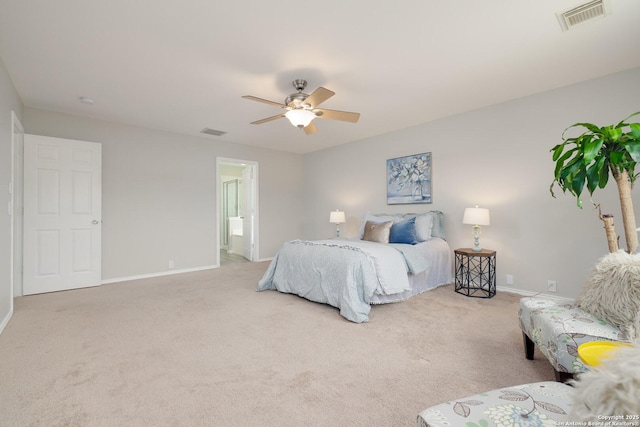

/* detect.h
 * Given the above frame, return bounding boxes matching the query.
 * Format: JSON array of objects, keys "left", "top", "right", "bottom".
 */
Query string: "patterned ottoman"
[
  {"left": 417, "top": 381, "right": 573, "bottom": 427},
  {"left": 518, "top": 297, "right": 628, "bottom": 381}
]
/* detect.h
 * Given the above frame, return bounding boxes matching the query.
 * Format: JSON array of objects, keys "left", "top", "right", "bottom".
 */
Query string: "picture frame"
[{"left": 386, "top": 152, "right": 432, "bottom": 204}]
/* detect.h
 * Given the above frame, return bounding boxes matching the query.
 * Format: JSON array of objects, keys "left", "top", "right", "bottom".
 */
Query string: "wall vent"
[
  {"left": 201, "top": 128, "right": 227, "bottom": 137},
  {"left": 557, "top": 0, "right": 609, "bottom": 31}
]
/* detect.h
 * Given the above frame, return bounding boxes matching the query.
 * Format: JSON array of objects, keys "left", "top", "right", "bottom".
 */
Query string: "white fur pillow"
[
  {"left": 570, "top": 342, "right": 640, "bottom": 421},
  {"left": 576, "top": 251, "right": 640, "bottom": 338}
]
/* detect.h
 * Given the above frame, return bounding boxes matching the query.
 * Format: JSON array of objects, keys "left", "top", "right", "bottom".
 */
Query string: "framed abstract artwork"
[{"left": 386, "top": 152, "right": 432, "bottom": 204}]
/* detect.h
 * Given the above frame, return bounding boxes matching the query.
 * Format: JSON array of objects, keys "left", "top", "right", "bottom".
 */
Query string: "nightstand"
[{"left": 454, "top": 248, "right": 496, "bottom": 298}]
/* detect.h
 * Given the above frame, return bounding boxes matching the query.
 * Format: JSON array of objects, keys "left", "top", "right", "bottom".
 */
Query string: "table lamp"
[
  {"left": 329, "top": 210, "right": 346, "bottom": 238},
  {"left": 463, "top": 206, "right": 490, "bottom": 252}
]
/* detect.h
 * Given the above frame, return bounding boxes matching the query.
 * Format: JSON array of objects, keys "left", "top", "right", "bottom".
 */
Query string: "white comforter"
[{"left": 257, "top": 238, "right": 445, "bottom": 322}]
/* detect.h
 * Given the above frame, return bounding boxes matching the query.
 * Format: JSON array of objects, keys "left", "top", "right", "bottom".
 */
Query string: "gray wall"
[
  {"left": 0, "top": 56, "right": 23, "bottom": 332},
  {"left": 23, "top": 108, "right": 304, "bottom": 282},
  {"left": 302, "top": 67, "right": 640, "bottom": 299}
]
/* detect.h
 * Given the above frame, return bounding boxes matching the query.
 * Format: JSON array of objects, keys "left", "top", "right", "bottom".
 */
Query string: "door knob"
[{"left": 92, "top": 220, "right": 100, "bottom": 224}]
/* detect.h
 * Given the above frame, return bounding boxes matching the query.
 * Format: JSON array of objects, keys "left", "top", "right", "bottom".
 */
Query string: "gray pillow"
[{"left": 362, "top": 220, "right": 393, "bottom": 244}]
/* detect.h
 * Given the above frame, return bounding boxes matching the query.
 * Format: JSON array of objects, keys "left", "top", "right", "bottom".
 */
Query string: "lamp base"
[{"left": 472, "top": 225, "right": 482, "bottom": 252}]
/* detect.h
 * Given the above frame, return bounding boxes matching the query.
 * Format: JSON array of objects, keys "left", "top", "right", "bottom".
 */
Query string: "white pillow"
[{"left": 414, "top": 214, "right": 434, "bottom": 242}]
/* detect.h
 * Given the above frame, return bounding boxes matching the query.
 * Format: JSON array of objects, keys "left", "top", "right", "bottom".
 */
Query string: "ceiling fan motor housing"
[
  {"left": 285, "top": 93, "right": 309, "bottom": 108},
  {"left": 285, "top": 79, "right": 310, "bottom": 108}
]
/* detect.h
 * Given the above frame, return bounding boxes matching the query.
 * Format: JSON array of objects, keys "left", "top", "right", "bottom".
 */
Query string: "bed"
[{"left": 257, "top": 211, "right": 453, "bottom": 322}]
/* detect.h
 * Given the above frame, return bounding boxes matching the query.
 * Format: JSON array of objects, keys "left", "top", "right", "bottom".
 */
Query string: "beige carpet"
[{"left": 0, "top": 262, "right": 553, "bottom": 426}]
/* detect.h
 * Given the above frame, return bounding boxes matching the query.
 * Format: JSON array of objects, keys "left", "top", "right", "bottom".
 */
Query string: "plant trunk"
[
  {"left": 612, "top": 167, "right": 639, "bottom": 253},
  {"left": 600, "top": 213, "right": 619, "bottom": 253}
]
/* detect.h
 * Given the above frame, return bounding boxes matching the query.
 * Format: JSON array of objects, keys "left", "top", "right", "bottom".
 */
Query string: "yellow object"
[{"left": 578, "top": 341, "right": 632, "bottom": 366}]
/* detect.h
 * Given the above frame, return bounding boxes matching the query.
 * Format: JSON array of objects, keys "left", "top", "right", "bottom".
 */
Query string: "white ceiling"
[{"left": 1, "top": 1, "right": 639, "bottom": 154}]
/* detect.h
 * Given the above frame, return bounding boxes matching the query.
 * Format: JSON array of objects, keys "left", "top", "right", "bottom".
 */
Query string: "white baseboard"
[
  {"left": 101, "top": 259, "right": 274, "bottom": 285},
  {"left": 0, "top": 308, "right": 13, "bottom": 336},
  {"left": 102, "top": 265, "right": 218, "bottom": 285},
  {"left": 497, "top": 285, "right": 574, "bottom": 303}
]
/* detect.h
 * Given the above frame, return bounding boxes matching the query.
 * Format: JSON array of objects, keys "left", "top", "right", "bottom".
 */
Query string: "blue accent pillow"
[{"left": 389, "top": 217, "right": 418, "bottom": 245}]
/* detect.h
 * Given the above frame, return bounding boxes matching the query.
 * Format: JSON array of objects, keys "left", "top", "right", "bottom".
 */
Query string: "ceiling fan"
[{"left": 242, "top": 79, "right": 360, "bottom": 135}]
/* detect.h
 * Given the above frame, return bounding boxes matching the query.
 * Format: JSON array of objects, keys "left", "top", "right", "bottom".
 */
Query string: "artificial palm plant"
[{"left": 550, "top": 112, "right": 640, "bottom": 254}]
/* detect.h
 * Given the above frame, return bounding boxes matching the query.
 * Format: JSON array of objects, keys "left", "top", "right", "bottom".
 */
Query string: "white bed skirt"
[{"left": 369, "top": 237, "right": 453, "bottom": 304}]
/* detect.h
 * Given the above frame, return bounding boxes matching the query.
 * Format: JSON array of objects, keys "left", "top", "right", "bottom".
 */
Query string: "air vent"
[
  {"left": 201, "top": 128, "right": 227, "bottom": 137},
  {"left": 557, "top": 0, "right": 609, "bottom": 31}
]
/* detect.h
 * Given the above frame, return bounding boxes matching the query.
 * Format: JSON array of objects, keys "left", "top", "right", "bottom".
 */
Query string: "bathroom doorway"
[{"left": 217, "top": 158, "right": 258, "bottom": 267}]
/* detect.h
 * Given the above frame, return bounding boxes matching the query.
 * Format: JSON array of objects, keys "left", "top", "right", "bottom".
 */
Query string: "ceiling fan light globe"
[{"left": 285, "top": 109, "right": 315, "bottom": 128}]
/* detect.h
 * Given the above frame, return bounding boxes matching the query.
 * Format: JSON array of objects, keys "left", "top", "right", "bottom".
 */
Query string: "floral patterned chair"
[
  {"left": 518, "top": 297, "right": 628, "bottom": 382},
  {"left": 417, "top": 381, "right": 573, "bottom": 427}
]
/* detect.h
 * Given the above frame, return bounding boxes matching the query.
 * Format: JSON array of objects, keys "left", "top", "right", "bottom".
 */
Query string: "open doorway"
[{"left": 217, "top": 158, "right": 258, "bottom": 267}]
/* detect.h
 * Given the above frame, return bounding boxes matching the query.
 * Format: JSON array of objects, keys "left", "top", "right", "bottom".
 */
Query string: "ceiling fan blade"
[
  {"left": 314, "top": 108, "right": 360, "bottom": 123},
  {"left": 250, "top": 113, "right": 285, "bottom": 125},
  {"left": 242, "top": 95, "right": 286, "bottom": 108},
  {"left": 303, "top": 87, "right": 335, "bottom": 108},
  {"left": 303, "top": 121, "right": 318, "bottom": 135}
]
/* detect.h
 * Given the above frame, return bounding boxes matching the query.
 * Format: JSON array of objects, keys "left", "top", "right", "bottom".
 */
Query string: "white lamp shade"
[
  {"left": 329, "top": 210, "right": 346, "bottom": 224},
  {"left": 463, "top": 207, "right": 490, "bottom": 226},
  {"left": 285, "top": 109, "right": 315, "bottom": 127}
]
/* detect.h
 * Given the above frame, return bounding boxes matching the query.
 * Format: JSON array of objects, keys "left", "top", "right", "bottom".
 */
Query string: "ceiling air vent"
[
  {"left": 557, "top": 0, "right": 609, "bottom": 31},
  {"left": 201, "top": 128, "right": 227, "bottom": 137}
]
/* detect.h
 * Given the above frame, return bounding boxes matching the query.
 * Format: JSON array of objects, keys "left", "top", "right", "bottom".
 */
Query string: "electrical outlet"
[
  {"left": 506, "top": 274, "right": 514, "bottom": 285},
  {"left": 547, "top": 280, "right": 557, "bottom": 293},
  {"left": 169, "top": 260, "right": 175, "bottom": 269}
]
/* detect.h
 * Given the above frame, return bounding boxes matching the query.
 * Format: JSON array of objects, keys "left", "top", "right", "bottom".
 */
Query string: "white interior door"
[
  {"left": 241, "top": 166, "right": 255, "bottom": 261},
  {"left": 23, "top": 135, "right": 102, "bottom": 295}
]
